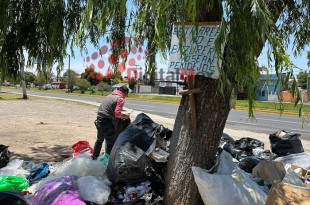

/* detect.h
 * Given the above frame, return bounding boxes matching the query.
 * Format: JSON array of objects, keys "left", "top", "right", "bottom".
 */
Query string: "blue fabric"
[{"left": 27, "top": 163, "right": 49, "bottom": 184}]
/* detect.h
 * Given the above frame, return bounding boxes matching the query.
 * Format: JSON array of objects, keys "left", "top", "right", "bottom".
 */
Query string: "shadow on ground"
[{"left": 10, "top": 144, "right": 72, "bottom": 164}]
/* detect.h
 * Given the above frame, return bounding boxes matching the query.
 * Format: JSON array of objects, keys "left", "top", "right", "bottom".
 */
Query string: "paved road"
[{"left": 3, "top": 88, "right": 310, "bottom": 140}]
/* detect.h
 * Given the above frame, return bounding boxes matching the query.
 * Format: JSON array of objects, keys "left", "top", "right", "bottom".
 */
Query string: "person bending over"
[{"left": 92, "top": 85, "right": 130, "bottom": 160}]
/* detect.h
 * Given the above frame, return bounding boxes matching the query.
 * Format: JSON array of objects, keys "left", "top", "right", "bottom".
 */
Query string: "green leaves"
[{"left": 0, "top": 0, "right": 84, "bottom": 80}]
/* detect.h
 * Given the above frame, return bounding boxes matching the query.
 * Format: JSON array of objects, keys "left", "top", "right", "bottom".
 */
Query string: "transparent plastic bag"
[
  {"left": 77, "top": 176, "right": 111, "bottom": 204},
  {"left": 0, "top": 159, "right": 30, "bottom": 178}
]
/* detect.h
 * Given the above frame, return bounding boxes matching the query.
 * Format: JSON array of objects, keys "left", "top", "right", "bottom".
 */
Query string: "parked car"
[{"left": 43, "top": 84, "right": 52, "bottom": 89}]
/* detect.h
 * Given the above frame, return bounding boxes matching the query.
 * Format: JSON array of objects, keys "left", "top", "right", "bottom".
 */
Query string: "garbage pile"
[
  {"left": 192, "top": 130, "right": 310, "bottom": 205},
  {"left": 0, "top": 113, "right": 172, "bottom": 205},
  {"left": 1, "top": 115, "right": 310, "bottom": 205}
]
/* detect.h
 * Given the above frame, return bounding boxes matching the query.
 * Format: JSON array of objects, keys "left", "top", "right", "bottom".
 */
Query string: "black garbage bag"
[
  {"left": 234, "top": 138, "right": 264, "bottom": 160},
  {"left": 219, "top": 133, "right": 239, "bottom": 158},
  {"left": 235, "top": 137, "right": 264, "bottom": 152},
  {"left": 0, "top": 190, "right": 29, "bottom": 205},
  {"left": 0, "top": 145, "right": 10, "bottom": 168},
  {"left": 269, "top": 130, "right": 304, "bottom": 157},
  {"left": 220, "top": 133, "right": 236, "bottom": 146},
  {"left": 238, "top": 157, "right": 261, "bottom": 173},
  {"left": 107, "top": 113, "right": 171, "bottom": 185},
  {"left": 114, "top": 118, "right": 131, "bottom": 139}
]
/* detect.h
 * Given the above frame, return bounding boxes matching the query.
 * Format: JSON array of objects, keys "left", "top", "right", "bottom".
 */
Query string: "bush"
[
  {"left": 89, "top": 86, "right": 96, "bottom": 94},
  {"left": 76, "top": 79, "right": 91, "bottom": 94},
  {"left": 97, "top": 82, "right": 111, "bottom": 96}
]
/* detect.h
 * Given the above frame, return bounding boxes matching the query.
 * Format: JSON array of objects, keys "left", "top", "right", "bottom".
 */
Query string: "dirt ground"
[
  {"left": 1, "top": 99, "right": 100, "bottom": 163},
  {"left": 2, "top": 97, "right": 309, "bottom": 164},
  {"left": 0, "top": 98, "right": 175, "bottom": 164}
]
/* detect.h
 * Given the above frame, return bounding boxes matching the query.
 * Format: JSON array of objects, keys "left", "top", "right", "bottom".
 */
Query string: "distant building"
[{"left": 255, "top": 74, "right": 286, "bottom": 101}]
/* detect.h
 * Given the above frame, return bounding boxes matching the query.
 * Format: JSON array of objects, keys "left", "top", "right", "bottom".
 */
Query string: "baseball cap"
[{"left": 119, "top": 85, "right": 129, "bottom": 94}]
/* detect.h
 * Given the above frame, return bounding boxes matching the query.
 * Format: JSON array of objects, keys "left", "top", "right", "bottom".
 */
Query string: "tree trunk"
[
  {"left": 164, "top": 1, "right": 223, "bottom": 204},
  {"left": 20, "top": 52, "right": 28, "bottom": 99},
  {"left": 164, "top": 76, "right": 232, "bottom": 204},
  {"left": 164, "top": 0, "right": 290, "bottom": 204}
]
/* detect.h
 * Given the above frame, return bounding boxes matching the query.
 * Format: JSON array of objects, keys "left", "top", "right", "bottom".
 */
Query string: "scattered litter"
[{"left": 1, "top": 120, "right": 309, "bottom": 205}]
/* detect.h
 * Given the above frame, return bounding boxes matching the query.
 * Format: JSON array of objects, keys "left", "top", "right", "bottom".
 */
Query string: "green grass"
[
  {"left": 0, "top": 92, "right": 42, "bottom": 100},
  {"left": 3, "top": 86, "right": 310, "bottom": 115},
  {"left": 235, "top": 100, "right": 310, "bottom": 115}
]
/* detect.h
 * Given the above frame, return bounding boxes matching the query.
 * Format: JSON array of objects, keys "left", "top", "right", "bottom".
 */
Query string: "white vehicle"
[{"left": 43, "top": 84, "right": 52, "bottom": 89}]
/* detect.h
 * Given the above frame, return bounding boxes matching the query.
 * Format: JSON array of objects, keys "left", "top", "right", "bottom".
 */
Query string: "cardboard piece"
[
  {"left": 265, "top": 180, "right": 310, "bottom": 205},
  {"left": 291, "top": 164, "right": 309, "bottom": 183},
  {"left": 252, "top": 160, "right": 286, "bottom": 181}
]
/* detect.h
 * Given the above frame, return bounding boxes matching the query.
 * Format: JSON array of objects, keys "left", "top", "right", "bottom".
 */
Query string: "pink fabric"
[{"left": 112, "top": 90, "right": 126, "bottom": 118}]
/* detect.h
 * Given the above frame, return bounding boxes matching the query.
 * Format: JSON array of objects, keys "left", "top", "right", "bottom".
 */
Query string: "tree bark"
[
  {"left": 165, "top": 76, "right": 231, "bottom": 205},
  {"left": 164, "top": 0, "right": 291, "bottom": 204},
  {"left": 164, "top": 1, "right": 223, "bottom": 203},
  {"left": 20, "top": 52, "right": 28, "bottom": 99}
]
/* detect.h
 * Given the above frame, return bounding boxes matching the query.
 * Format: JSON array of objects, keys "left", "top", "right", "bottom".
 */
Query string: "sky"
[
  {"left": 58, "top": 39, "right": 309, "bottom": 79},
  {"left": 32, "top": 0, "right": 309, "bottom": 80},
  {"left": 258, "top": 43, "right": 309, "bottom": 74}
]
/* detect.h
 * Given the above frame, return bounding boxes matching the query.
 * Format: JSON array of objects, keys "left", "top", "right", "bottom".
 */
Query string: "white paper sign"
[{"left": 168, "top": 23, "right": 221, "bottom": 79}]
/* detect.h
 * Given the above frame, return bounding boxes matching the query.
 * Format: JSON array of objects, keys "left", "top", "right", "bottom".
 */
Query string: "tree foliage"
[
  {"left": 64, "top": 69, "right": 78, "bottom": 91},
  {"left": 35, "top": 71, "right": 46, "bottom": 89},
  {"left": 1, "top": 0, "right": 309, "bottom": 204},
  {"left": 0, "top": 0, "right": 85, "bottom": 80},
  {"left": 25, "top": 71, "right": 36, "bottom": 85},
  {"left": 77, "top": 0, "right": 309, "bottom": 116},
  {"left": 307, "top": 51, "right": 310, "bottom": 68},
  {"left": 76, "top": 78, "right": 91, "bottom": 94},
  {"left": 297, "top": 70, "right": 308, "bottom": 89}
]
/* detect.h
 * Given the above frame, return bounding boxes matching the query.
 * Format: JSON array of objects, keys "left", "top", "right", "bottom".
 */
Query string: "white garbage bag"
[
  {"left": 192, "top": 150, "right": 267, "bottom": 205},
  {"left": 77, "top": 176, "right": 111, "bottom": 205}
]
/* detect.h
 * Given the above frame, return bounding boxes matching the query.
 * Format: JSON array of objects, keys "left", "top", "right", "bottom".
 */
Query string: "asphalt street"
[{"left": 3, "top": 88, "right": 310, "bottom": 140}]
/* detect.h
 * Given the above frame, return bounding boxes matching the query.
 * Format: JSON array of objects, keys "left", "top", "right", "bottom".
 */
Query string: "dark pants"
[{"left": 93, "top": 118, "right": 115, "bottom": 156}]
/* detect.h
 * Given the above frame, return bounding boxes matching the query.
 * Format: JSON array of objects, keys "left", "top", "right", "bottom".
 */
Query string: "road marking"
[
  {"left": 134, "top": 108, "right": 177, "bottom": 115},
  {"left": 126, "top": 103, "right": 157, "bottom": 108},
  {"left": 227, "top": 119, "right": 310, "bottom": 134},
  {"left": 238, "top": 116, "right": 306, "bottom": 125}
]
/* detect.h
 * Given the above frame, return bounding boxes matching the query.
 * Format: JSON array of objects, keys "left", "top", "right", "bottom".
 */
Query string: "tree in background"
[
  {"left": 97, "top": 81, "right": 111, "bottom": 96},
  {"left": 63, "top": 69, "right": 78, "bottom": 91},
  {"left": 297, "top": 71, "right": 309, "bottom": 89},
  {"left": 35, "top": 71, "right": 46, "bottom": 89},
  {"left": 76, "top": 79, "right": 91, "bottom": 94},
  {"left": 82, "top": 67, "right": 104, "bottom": 85},
  {"left": 0, "top": 1, "right": 84, "bottom": 99},
  {"left": 25, "top": 71, "right": 36, "bottom": 86}
]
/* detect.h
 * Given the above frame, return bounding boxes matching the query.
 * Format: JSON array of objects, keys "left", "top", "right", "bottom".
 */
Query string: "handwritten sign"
[{"left": 168, "top": 23, "right": 221, "bottom": 79}]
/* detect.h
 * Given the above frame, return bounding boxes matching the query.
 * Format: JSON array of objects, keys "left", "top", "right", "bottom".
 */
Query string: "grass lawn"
[
  {"left": 0, "top": 91, "right": 42, "bottom": 100},
  {"left": 3, "top": 86, "right": 310, "bottom": 115}
]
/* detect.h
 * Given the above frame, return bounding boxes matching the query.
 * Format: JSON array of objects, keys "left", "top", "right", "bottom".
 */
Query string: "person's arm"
[{"left": 114, "top": 98, "right": 130, "bottom": 119}]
